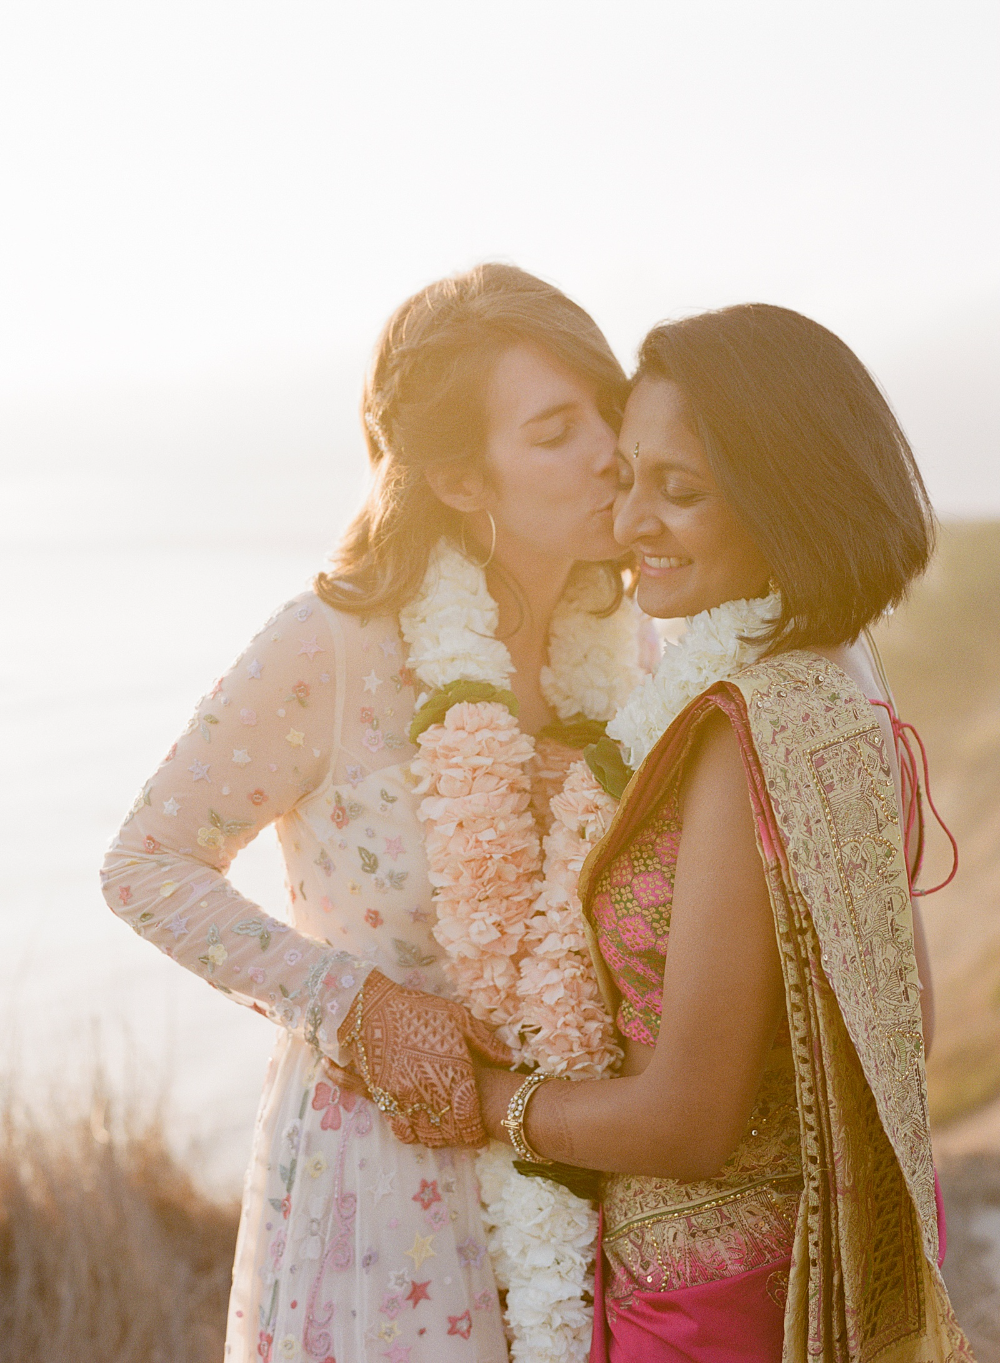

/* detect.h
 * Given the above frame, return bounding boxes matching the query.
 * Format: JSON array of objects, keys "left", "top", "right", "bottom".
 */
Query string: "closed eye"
[{"left": 536, "top": 425, "right": 572, "bottom": 448}]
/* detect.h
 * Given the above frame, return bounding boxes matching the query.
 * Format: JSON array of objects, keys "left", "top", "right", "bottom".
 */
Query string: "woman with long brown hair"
[{"left": 101, "top": 263, "right": 648, "bottom": 1362}]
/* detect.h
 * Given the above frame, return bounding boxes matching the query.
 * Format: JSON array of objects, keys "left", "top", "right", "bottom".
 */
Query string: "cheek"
[{"left": 707, "top": 512, "right": 768, "bottom": 585}]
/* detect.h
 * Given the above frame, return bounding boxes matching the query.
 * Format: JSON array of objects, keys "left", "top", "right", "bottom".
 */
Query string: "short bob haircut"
[{"left": 633, "top": 304, "right": 935, "bottom": 653}]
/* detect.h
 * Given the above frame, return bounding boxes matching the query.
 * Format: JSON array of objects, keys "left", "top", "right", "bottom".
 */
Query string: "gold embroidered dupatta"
[{"left": 580, "top": 652, "right": 973, "bottom": 1362}]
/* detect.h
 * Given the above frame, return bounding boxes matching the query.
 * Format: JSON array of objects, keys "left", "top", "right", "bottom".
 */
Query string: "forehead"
[
  {"left": 620, "top": 378, "right": 707, "bottom": 469},
  {"left": 485, "top": 342, "right": 594, "bottom": 426}
]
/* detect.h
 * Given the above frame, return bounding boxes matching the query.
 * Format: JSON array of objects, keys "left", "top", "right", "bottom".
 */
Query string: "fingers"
[
  {"left": 407, "top": 1115, "right": 452, "bottom": 1149},
  {"left": 463, "top": 1014, "right": 515, "bottom": 1068},
  {"left": 322, "top": 1058, "right": 368, "bottom": 1097},
  {"left": 450, "top": 1076, "right": 489, "bottom": 1148}
]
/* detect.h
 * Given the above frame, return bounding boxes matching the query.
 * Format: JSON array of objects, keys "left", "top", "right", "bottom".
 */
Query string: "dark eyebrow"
[{"left": 520, "top": 401, "right": 577, "bottom": 429}]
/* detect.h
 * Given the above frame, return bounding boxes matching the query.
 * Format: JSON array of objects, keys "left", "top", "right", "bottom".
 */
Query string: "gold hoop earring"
[{"left": 460, "top": 512, "right": 496, "bottom": 568}]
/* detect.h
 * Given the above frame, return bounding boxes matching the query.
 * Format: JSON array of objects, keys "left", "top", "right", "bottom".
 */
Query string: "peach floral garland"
[
  {"left": 402, "top": 542, "right": 642, "bottom": 1363},
  {"left": 403, "top": 547, "right": 783, "bottom": 1362}
]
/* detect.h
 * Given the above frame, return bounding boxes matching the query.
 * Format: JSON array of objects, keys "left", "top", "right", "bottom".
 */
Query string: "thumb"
[{"left": 463, "top": 1014, "right": 515, "bottom": 1068}]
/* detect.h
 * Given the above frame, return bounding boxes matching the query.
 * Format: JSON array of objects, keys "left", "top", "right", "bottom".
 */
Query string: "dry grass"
[
  {"left": 874, "top": 520, "right": 1000, "bottom": 1125},
  {"left": 0, "top": 1081, "right": 239, "bottom": 1363},
  {"left": 939, "top": 1153, "right": 1000, "bottom": 1363}
]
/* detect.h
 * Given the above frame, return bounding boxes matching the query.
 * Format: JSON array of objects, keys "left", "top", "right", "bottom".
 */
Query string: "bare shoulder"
[{"left": 681, "top": 706, "right": 746, "bottom": 807}]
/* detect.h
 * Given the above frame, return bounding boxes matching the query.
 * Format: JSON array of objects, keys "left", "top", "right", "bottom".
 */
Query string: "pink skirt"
[
  {"left": 590, "top": 1233, "right": 789, "bottom": 1363},
  {"left": 590, "top": 1173, "right": 948, "bottom": 1363}
]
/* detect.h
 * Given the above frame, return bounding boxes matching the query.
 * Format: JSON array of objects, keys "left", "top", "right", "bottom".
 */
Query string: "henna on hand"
[{"left": 337, "top": 970, "right": 513, "bottom": 1148}]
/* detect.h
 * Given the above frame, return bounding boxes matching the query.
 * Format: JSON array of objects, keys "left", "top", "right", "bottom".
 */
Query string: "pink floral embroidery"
[
  {"left": 118, "top": 886, "right": 132, "bottom": 906},
  {"left": 363, "top": 727, "right": 384, "bottom": 753},
  {"left": 364, "top": 908, "right": 383, "bottom": 929},
  {"left": 248, "top": 788, "right": 268, "bottom": 806},
  {"left": 311, "top": 1080, "right": 357, "bottom": 1131}
]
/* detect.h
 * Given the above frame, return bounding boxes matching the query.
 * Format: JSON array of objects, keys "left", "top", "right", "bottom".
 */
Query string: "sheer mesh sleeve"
[{"left": 100, "top": 593, "right": 373, "bottom": 1056}]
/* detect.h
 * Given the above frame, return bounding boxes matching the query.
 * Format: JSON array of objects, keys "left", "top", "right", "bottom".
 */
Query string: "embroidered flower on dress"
[
  {"left": 304, "top": 1151, "right": 327, "bottom": 1179},
  {"left": 311, "top": 1081, "right": 357, "bottom": 1131}
]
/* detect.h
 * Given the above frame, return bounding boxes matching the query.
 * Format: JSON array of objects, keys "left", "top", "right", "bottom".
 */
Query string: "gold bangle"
[{"left": 501, "top": 1072, "right": 565, "bottom": 1164}]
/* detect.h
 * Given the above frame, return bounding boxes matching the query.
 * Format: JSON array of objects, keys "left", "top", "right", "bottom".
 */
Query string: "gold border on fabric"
[{"left": 581, "top": 652, "right": 974, "bottom": 1362}]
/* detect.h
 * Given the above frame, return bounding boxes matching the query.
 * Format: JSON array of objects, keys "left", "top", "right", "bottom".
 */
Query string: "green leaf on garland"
[
  {"left": 584, "top": 735, "right": 634, "bottom": 801},
  {"left": 408, "top": 680, "right": 519, "bottom": 743},
  {"left": 537, "top": 715, "right": 608, "bottom": 750}
]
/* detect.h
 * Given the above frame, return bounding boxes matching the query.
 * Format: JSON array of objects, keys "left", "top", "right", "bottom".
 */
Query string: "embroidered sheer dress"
[
  {"left": 589, "top": 788, "right": 802, "bottom": 1319},
  {"left": 101, "top": 593, "right": 509, "bottom": 1363}
]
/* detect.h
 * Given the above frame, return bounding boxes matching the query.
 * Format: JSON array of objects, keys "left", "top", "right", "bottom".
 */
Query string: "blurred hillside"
[{"left": 874, "top": 520, "right": 1000, "bottom": 1125}]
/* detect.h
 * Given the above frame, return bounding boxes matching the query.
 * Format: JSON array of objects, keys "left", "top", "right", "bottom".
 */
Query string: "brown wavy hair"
[
  {"left": 315, "top": 263, "right": 629, "bottom": 618},
  {"left": 634, "top": 303, "right": 935, "bottom": 652}
]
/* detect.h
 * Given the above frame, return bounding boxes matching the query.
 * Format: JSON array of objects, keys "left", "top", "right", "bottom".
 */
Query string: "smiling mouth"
[{"left": 641, "top": 555, "right": 693, "bottom": 572}]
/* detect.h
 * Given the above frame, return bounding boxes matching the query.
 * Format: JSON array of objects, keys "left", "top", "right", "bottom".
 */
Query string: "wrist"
[{"left": 480, "top": 1069, "right": 522, "bottom": 1141}]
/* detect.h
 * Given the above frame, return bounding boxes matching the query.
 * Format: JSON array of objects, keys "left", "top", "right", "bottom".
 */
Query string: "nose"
[{"left": 613, "top": 481, "right": 662, "bottom": 549}]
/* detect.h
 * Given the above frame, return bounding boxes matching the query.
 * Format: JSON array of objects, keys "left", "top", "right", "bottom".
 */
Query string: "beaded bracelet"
[{"left": 501, "top": 1072, "right": 567, "bottom": 1164}]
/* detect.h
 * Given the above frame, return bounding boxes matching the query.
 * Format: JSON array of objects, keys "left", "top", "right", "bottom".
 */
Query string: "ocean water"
[{"left": 2, "top": 456, "right": 362, "bottom": 1192}]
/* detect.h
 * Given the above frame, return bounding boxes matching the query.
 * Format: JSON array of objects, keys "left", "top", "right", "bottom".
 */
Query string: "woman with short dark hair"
[{"left": 473, "top": 305, "right": 970, "bottom": 1360}]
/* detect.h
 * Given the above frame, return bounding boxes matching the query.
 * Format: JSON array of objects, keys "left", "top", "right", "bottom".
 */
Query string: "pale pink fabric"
[{"left": 100, "top": 594, "right": 510, "bottom": 1363}]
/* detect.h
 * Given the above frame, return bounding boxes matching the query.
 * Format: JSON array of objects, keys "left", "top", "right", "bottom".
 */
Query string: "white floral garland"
[
  {"left": 607, "top": 592, "right": 781, "bottom": 769},
  {"left": 401, "top": 542, "right": 779, "bottom": 1362}
]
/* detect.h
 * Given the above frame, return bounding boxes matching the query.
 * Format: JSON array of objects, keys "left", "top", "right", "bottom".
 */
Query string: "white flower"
[
  {"left": 476, "top": 1142, "right": 597, "bottom": 1362},
  {"left": 400, "top": 542, "right": 513, "bottom": 690},
  {"left": 540, "top": 565, "right": 644, "bottom": 722},
  {"left": 607, "top": 593, "right": 780, "bottom": 769}
]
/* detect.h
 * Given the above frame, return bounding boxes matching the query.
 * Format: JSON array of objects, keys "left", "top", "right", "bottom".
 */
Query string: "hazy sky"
[{"left": 2, "top": 0, "right": 998, "bottom": 512}]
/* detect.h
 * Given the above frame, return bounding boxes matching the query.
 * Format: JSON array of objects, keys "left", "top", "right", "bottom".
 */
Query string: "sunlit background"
[{"left": 2, "top": 0, "right": 999, "bottom": 1195}]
